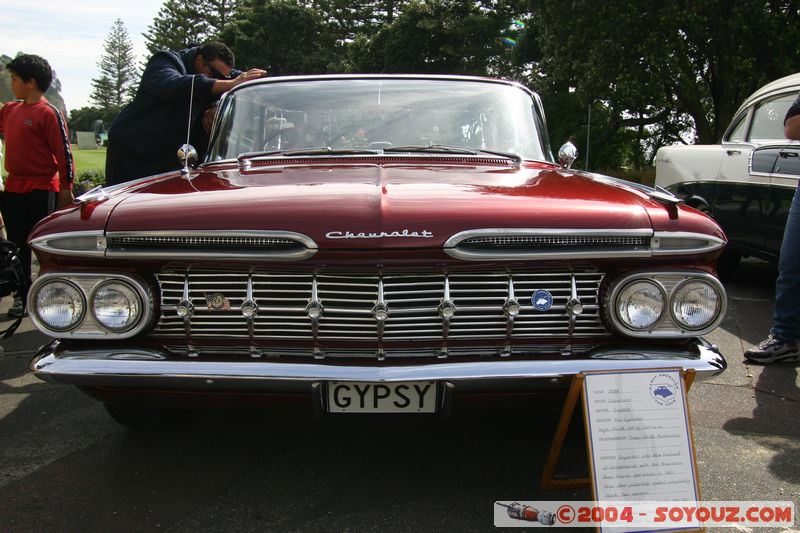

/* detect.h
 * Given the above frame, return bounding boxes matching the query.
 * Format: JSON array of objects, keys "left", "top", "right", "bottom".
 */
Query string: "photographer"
[{"left": 105, "top": 41, "right": 266, "bottom": 186}]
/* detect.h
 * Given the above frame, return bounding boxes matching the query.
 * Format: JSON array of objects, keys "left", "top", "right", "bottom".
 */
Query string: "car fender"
[{"left": 655, "top": 144, "right": 726, "bottom": 190}]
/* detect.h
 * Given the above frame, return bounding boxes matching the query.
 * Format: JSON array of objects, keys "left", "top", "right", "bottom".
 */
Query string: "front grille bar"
[{"left": 154, "top": 270, "right": 609, "bottom": 359}]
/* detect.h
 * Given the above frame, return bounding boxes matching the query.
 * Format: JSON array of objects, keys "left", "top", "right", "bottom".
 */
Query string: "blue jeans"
[{"left": 772, "top": 184, "right": 800, "bottom": 341}]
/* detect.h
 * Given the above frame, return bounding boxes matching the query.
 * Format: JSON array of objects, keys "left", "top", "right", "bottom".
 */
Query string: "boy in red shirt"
[{"left": 0, "top": 54, "right": 74, "bottom": 317}]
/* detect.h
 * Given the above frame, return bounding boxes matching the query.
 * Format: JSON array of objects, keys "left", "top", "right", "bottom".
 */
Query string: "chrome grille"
[
  {"left": 153, "top": 270, "right": 609, "bottom": 342},
  {"left": 655, "top": 237, "right": 707, "bottom": 249}
]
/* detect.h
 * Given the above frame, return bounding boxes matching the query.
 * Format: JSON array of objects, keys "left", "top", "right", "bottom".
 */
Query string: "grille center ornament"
[{"left": 531, "top": 290, "right": 553, "bottom": 311}]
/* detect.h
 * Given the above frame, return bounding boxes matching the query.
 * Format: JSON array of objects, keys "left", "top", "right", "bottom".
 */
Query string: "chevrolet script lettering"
[{"left": 326, "top": 229, "right": 434, "bottom": 239}]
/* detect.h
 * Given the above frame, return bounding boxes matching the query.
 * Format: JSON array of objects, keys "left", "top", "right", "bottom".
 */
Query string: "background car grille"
[{"left": 152, "top": 270, "right": 610, "bottom": 344}]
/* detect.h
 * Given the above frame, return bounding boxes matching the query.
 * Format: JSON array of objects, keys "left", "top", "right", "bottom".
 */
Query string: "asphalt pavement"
[{"left": 0, "top": 258, "right": 798, "bottom": 532}]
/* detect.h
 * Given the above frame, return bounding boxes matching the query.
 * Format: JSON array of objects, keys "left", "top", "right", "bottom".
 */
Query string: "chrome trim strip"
[
  {"left": 444, "top": 228, "right": 652, "bottom": 260},
  {"left": 443, "top": 228, "right": 724, "bottom": 260},
  {"left": 30, "top": 230, "right": 107, "bottom": 258},
  {"left": 105, "top": 230, "right": 318, "bottom": 261},
  {"left": 27, "top": 272, "right": 154, "bottom": 339},
  {"left": 30, "top": 339, "right": 726, "bottom": 388}
]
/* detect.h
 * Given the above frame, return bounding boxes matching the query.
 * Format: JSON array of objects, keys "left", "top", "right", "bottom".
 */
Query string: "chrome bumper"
[{"left": 30, "top": 340, "right": 726, "bottom": 393}]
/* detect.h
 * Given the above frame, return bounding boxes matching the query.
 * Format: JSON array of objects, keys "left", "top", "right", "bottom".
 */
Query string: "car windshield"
[{"left": 206, "top": 78, "right": 553, "bottom": 163}]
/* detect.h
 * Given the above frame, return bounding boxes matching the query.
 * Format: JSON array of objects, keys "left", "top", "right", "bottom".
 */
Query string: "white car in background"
[{"left": 655, "top": 72, "right": 800, "bottom": 277}]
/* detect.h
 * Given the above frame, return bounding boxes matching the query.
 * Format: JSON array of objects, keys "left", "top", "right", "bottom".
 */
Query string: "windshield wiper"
[
  {"left": 238, "top": 147, "right": 381, "bottom": 160},
  {"left": 384, "top": 144, "right": 521, "bottom": 164}
]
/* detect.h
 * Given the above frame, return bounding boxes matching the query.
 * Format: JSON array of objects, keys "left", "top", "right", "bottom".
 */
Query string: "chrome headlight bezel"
[
  {"left": 669, "top": 278, "right": 724, "bottom": 331},
  {"left": 613, "top": 279, "right": 667, "bottom": 331},
  {"left": 28, "top": 273, "right": 153, "bottom": 339},
  {"left": 90, "top": 280, "right": 144, "bottom": 333},
  {"left": 605, "top": 271, "right": 726, "bottom": 338},
  {"left": 30, "top": 279, "right": 87, "bottom": 332}
]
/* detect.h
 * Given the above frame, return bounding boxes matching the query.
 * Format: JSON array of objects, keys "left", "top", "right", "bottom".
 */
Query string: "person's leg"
[
  {"left": 4, "top": 190, "right": 53, "bottom": 306},
  {"left": 746, "top": 184, "right": 800, "bottom": 362},
  {"left": 772, "top": 185, "right": 800, "bottom": 339}
]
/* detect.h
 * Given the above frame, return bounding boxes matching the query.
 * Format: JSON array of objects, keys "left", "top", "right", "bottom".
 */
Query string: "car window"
[
  {"left": 748, "top": 93, "right": 798, "bottom": 142},
  {"left": 725, "top": 113, "right": 748, "bottom": 142}
]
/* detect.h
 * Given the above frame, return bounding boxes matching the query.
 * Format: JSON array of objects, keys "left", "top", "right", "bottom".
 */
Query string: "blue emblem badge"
[{"left": 531, "top": 289, "right": 553, "bottom": 311}]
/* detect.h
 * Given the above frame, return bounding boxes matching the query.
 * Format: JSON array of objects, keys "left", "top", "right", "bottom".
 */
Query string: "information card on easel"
[{"left": 582, "top": 369, "right": 701, "bottom": 533}]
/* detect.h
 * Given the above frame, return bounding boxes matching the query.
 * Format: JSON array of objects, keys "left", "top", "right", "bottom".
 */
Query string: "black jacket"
[{"left": 105, "top": 47, "right": 217, "bottom": 185}]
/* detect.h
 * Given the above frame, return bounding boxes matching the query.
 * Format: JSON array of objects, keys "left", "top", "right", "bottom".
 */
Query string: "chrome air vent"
[
  {"left": 105, "top": 231, "right": 317, "bottom": 261},
  {"left": 445, "top": 229, "right": 724, "bottom": 260},
  {"left": 458, "top": 235, "right": 649, "bottom": 248}
]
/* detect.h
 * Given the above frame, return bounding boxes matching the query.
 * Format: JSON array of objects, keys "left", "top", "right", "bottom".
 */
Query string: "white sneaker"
[{"left": 8, "top": 295, "right": 24, "bottom": 318}]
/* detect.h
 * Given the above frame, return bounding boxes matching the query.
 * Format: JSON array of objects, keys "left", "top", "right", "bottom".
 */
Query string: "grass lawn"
[{"left": 71, "top": 145, "right": 106, "bottom": 174}]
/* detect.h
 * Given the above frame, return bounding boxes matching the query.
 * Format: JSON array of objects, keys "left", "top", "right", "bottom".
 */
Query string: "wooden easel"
[{"left": 539, "top": 368, "right": 696, "bottom": 490}]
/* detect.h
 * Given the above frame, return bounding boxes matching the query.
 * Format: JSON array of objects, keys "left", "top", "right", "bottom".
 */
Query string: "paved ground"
[{"left": 0, "top": 258, "right": 798, "bottom": 532}]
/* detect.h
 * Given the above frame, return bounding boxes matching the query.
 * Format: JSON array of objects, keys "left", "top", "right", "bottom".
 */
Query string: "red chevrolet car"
[{"left": 28, "top": 75, "right": 727, "bottom": 429}]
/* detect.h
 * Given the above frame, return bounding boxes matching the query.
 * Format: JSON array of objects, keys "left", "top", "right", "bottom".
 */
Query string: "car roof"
[{"left": 735, "top": 72, "right": 800, "bottom": 117}]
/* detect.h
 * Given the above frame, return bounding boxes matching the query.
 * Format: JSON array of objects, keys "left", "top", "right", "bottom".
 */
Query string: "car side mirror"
[
  {"left": 558, "top": 141, "right": 578, "bottom": 169},
  {"left": 177, "top": 144, "right": 198, "bottom": 175}
]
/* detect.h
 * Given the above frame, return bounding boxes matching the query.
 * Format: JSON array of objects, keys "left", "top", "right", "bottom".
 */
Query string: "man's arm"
[
  {"left": 210, "top": 68, "right": 267, "bottom": 95},
  {"left": 784, "top": 94, "right": 800, "bottom": 140},
  {"left": 785, "top": 114, "right": 800, "bottom": 140},
  {"left": 139, "top": 52, "right": 216, "bottom": 103}
]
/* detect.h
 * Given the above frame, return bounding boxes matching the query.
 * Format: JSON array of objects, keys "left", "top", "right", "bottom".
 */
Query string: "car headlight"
[
  {"left": 671, "top": 279, "right": 722, "bottom": 330},
  {"left": 615, "top": 280, "right": 665, "bottom": 330},
  {"left": 33, "top": 280, "right": 86, "bottom": 331},
  {"left": 91, "top": 281, "right": 143, "bottom": 332}
]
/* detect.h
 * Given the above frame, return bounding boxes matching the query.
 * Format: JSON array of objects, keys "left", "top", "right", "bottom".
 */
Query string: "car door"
[
  {"left": 765, "top": 144, "right": 800, "bottom": 256},
  {"left": 714, "top": 109, "right": 766, "bottom": 253}
]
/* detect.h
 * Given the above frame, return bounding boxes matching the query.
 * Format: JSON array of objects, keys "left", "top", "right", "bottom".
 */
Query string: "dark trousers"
[
  {"left": 773, "top": 184, "right": 800, "bottom": 340},
  {"left": 2, "top": 190, "right": 55, "bottom": 296}
]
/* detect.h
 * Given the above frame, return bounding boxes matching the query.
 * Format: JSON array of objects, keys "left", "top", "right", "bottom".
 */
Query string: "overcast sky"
[{"left": 1, "top": 0, "right": 167, "bottom": 112}]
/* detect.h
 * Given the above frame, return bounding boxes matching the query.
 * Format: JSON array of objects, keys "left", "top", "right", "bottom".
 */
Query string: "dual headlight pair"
[
  {"left": 29, "top": 274, "right": 150, "bottom": 337},
  {"left": 607, "top": 271, "right": 725, "bottom": 336}
]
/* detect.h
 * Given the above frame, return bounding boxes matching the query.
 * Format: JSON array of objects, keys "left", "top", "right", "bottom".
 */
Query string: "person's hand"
[
  {"left": 233, "top": 68, "right": 267, "bottom": 87},
  {"left": 211, "top": 68, "right": 267, "bottom": 95},
  {"left": 57, "top": 188, "right": 75, "bottom": 208},
  {"left": 203, "top": 104, "right": 217, "bottom": 133}
]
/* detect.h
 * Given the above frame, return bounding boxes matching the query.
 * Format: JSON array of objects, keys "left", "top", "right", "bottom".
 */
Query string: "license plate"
[{"left": 326, "top": 381, "right": 437, "bottom": 413}]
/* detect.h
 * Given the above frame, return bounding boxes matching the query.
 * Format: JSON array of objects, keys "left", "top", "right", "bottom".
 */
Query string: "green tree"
[
  {"left": 144, "top": 0, "right": 209, "bottom": 55},
  {"left": 90, "top": 19, "right": 138, "bottom": 109},
  {"left": 302, "top": 0, "right": 411, "bottom": 42},
  {"left": 350, "top": 0, "right": 514, "bottom": 75},
  {"left": 219, "top": 1, "right": 340, "bottom": 73},
  {"left": 201, "top": 0, "right": 240, "bottom": 37},
  {"left": 518, "top": 0, "right": 800, "bottom": 166}
]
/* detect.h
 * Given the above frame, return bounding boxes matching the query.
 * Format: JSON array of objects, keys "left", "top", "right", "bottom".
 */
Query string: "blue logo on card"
[
  {"left": 649, "top": 374, "right": 678, "bottom": 406},
  {"left": 531, "top": 290, "right": 553, "bottom": 311}
]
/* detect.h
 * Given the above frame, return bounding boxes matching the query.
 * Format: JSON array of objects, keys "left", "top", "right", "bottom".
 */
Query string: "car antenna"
[{"left": 178, "top": 75, "right": 198, "bottom": 178}]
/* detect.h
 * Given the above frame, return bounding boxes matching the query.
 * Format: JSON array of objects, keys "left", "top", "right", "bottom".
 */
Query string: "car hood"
[{"left": 46, "top": 161, "right": 716, "bottom": 251}]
